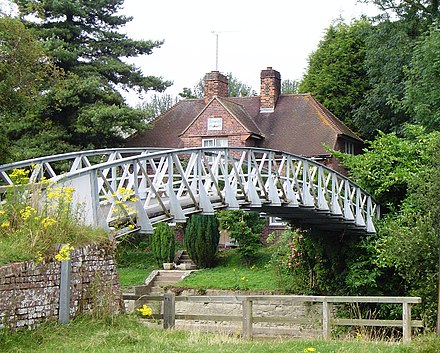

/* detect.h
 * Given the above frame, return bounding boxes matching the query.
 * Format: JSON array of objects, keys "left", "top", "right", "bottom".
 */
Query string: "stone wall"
[
  {"left": 0, "top": 242, "right": 122, "bottom": 330},
  {"left": 169, "top": 289, "right": 323, "bottom": 338}
]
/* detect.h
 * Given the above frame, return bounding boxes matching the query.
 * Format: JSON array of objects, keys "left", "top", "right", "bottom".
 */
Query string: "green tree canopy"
[
  {"left": 404, "top": 26, "right": 440, "bottom": 129},
  {"left": 299, "top": 19, "right": 372, "bottom": 131},
  {"left": 0, "top": 16, "right": 59, "bottom": 163},
  {"left": 8, "top": 0, "right": 171, "bottom": 159}
]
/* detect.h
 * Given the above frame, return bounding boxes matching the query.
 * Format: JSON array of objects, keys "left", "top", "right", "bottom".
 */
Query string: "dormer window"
[
  {"left": 207, "top": 117, "right": 222, "bottom": 131},
  {"left": 344, "top": 141, "right": 355, "bottom": 155}
]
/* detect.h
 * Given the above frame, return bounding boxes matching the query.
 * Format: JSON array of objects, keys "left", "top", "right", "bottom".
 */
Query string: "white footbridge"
[{"left": 0, "top": 147, "right": 379, "bottom": 236}]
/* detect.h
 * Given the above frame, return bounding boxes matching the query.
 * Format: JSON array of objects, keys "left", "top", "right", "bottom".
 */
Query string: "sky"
[{"left": 121, "top": 0, "right": 379, "bottom": 106}]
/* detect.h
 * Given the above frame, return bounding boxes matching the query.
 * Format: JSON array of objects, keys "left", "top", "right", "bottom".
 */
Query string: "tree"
[
  {"left": 150, "top": 222, "right": 175, "bottom": 266},
  {"left": 0, "top": 16, "right": 59, "bottom": 163},
  {"left": 362, "top": 0, "right": 439, "bottom": 22},
  {"left": 179, "top": 73, "right": 256, "bottom": 100},
  {"left": 353, "top": 20, "right": 417, "bottom": 138},
  {"left": 335, "top": 124, "right": 440, "bottom": 327},
  {"left": 218, "top": 210, "right": 265, "bottom": 265},
  {"left": 281, "top": 79, "right": 299, "bottom": 94},
  {"left": 184, "top": 214, "right": 220, "bottom": 268},
  {"left": 138, "top": 93, "right": 178, "bottom": 122},
  {"left": 10, "top": 0, "right": 171, "bottom": 159},
  {"left": 404, "top": 26, "right": 440, "bottom": 130},
  {"left": 299, "top": 19, "right": 372, "bottom": 131}
]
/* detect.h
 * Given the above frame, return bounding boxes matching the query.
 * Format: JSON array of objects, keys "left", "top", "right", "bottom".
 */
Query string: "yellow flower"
[
  {"left": 41, "top": 217, "right": 57, "bottom": 228},
  {"left": 9, "top": 168, "right": 30, "bottom": 184},
  {"left": 54, "top": 244, "right": 74, "bottom": 262},
  {"left": 304, "top": 348, "right": 316, "bottom": 353},
  {"left": 128, "top": 224, "right": 135, "bottom": 230},
  {"left": 136, "top": 304, "right": 152, "bottom": 317},
  {"left": 20, "top": 206, "right": 36, "bottom": 220},
  {"left": 0, "top": 210, "right": 5, "bottom": 215},
  {"left": 1, "top": 221, "right": 10, "bottom": 228}
]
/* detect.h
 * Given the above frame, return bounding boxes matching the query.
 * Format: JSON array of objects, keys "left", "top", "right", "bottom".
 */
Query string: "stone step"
[{"left": 154, "top": 279, "right": 179, "bottom": 286}]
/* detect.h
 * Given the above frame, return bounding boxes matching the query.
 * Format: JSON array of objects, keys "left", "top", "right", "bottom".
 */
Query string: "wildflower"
[
  {"left": 55, "top": 244, "right": 74, "bottom": 262},
  {"left": 0, "top": 210, "right": 5, "bottom": 215},
  {"left": 128, "top": 224, "right": 135, "bottom": 230},
  {"left": 36, "top": 253, "right": 43, "bottom": 262},
  {"left": 20, "top": 206, "right": 36, "bottom": 220},
  {"left": 41, "top": 217, "right": 57, "bottom": 228},
  {"left": 240, "top": 276, "right": 247, "bottom": 281},
  {"left": 1, "top": 221, "right": 10, "bottom": 228},
  {"left": 304, "top": 348, "right": 316, "bottom": 353},
  {"left": 136, "top": 304, "right": 152, "bottom": 317},
  {"left": 10, "top": 168, "right": 30, "bottom": 184}
]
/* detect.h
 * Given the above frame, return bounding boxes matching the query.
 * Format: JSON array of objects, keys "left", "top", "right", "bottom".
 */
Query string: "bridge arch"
[{"left": 0, "top": 147, "right": 379, "bottom": 236}]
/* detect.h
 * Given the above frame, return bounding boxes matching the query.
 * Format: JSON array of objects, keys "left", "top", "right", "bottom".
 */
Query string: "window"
[
  {"left": 269, "top": 216, "right": 286, "bottom": 227},
  {"left": 202, "top": 138, "right": 228, "bottom": 148},
  {"left": 207, "top": 117, "right": 223, "bottom": 130},
  {"left": 202, "top": 138, "right": 228, "bottom": 164},
  {"left": 344, "top": 141, "right": 355, "bottom": 155}
]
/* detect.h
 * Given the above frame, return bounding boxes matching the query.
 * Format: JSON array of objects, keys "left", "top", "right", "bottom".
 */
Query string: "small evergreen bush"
[
  {"left": 150, "top": 222, "right": 175, "bottom": 266},
  {"left": 184, "top": 214, "right": 220, "bottom": 268}
]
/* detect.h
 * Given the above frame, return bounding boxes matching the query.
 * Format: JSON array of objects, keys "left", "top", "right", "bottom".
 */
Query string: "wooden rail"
[{"left": 123, "top": 293, "right": 423, "bottom": 342}]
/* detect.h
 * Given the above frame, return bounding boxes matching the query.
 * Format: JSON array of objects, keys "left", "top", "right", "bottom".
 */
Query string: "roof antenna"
[{"left": 211, "top": 30, "right": 239, "bottom": 71}]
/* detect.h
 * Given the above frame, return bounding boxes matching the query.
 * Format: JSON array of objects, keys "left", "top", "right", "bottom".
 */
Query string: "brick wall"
[
  {"left": 260, "top": 67, "right": 281, "bottom": 111},
  {"left": 204, "top": 71, "right": 228, "bottom": 104},
  {"left": 0, "top": 242, "right": 122, "bottom": 330},
  {"left": 181, "top": 99, "right": 252, "bottom": 149}
]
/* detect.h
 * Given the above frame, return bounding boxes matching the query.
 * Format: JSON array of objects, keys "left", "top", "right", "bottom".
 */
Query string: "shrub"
[
  {"left": 150, "top": 222, "right": 175, "bottom": 266},
  {"left": 218, "top": 210, "right": 265, "bottom": 265},
  {"left": 184, "top": 214, "right": 220, "bottom": 268}
]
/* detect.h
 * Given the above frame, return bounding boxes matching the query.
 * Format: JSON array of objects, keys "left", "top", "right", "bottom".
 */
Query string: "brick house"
[
  {"left": 127, "top": 67, "right": 363, "bottom": 173},
  {"left": 127, "top": 67, "right": 363, "bottom": 241}
]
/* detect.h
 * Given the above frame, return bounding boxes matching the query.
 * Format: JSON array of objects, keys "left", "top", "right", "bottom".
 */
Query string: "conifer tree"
[
  {"left": 10, "top": 0, "right": 171, "bottom": 159},
  {"left": 184, "top": 214, "right": 220, "bottom": 268}
]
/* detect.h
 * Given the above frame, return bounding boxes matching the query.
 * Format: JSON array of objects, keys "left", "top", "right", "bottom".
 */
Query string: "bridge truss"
[{"left": 0, "top": 147, "right": 379, "bottom": 236}]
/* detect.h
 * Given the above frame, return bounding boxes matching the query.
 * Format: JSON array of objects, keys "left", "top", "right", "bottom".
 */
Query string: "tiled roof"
[
  {"left": 127, "top": 99, "right": 205, "bottom": 148},
  {"left": 126, "top": 93, "right": 362, "bottom": 158},
  {"left": 218, "top": 98, "right": 263, "bottom": 137}
]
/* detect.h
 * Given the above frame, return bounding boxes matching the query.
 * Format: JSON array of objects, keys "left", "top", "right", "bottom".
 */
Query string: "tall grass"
[
  {"left": 0, "top": 169, "right": 108, "bottom": 265},
  {"left": 2, "top": 314, "right": 435, "bottom": 353}
]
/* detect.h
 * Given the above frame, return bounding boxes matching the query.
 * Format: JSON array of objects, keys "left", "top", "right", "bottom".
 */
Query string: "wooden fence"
[{"left": 123, "top": 293, "right": 423, "bottom": 342}]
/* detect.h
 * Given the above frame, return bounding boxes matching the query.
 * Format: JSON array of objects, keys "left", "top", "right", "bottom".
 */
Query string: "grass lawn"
[
  {"left": 116, "top": 233, "right": 159, "bottom": 287},
  {"left": 174, "top": 248, "right": 279, "bottom": 292},
  {"left": 3, "top": 314, "right": 438, "bottom": 353}
]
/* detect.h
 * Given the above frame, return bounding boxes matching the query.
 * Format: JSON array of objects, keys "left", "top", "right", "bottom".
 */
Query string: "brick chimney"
[
  {"left": 204, "top": 71, "right": 228, "bottom": 104},
  {"left": 260, "top": 67, "right": 281, "bottom": 112}
]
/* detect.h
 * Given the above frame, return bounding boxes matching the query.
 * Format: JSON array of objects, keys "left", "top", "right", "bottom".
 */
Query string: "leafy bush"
[
  {"left": 150, "top": 222, "right": 175, "bottom": 266},
  {"left": 218, "top": 210, "right": 265, "bottom": 265},
  {"left": 184, "top": 214, "right": 220, "bottom": 268}
]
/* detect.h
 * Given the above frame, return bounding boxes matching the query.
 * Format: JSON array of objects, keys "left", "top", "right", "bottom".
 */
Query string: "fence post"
[
  {"left": 322, "top": 300, "right": 331, "bottom": 340},
  {"left": 402, "top": 302, "right": 412, "bottom": 343},
  {"left": 58, "top": 259, "right": 71, "bottom": 324},
  {"left": 163, "top": 293, "right": 176, "bottom": 329},
  {"left": 242, "top": 298, "right": 253, "bottom": 339}
]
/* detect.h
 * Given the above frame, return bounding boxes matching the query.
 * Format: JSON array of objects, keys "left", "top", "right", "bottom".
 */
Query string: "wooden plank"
[
  {"left": 163, "top": 293, "right": 175, "bottom": 329},
  {"left": 175, "top": 314, "right": 242, "bottom": 322},
  {"left": 402, "top": 302, "right": 411, "bottom": 343},
  {"left": 332, "top": 318, "right": 424, "bottom": 328},
  {"left": 242, "top": 299, "right": 253, "bottom": 340},
  {"left": 322, "top": 301, "right": 331, "bottom": 340},
  {"left": 123, "top": 294, "right": 422, "bottom": 305},
  {"left": 253, "top": 317, "right": 319, "bottom": 325}
]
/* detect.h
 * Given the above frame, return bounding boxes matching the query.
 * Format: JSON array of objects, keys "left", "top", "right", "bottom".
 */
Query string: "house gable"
[{"left": 180, "top": 97, "right": 260, "bottom": 148}]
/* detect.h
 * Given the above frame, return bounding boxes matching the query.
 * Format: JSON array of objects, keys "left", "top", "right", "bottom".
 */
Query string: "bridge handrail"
[{"left": 45, "top": 146, "right": 377, "bottom": 202}]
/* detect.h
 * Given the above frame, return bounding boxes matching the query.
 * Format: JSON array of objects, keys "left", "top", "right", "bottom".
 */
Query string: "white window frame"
[
  {"left": 344, "top": 141, "right": 355, "bottom": 155},
  {"left": 202, "top": 138, "right": 228, "bottom": 148}
]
